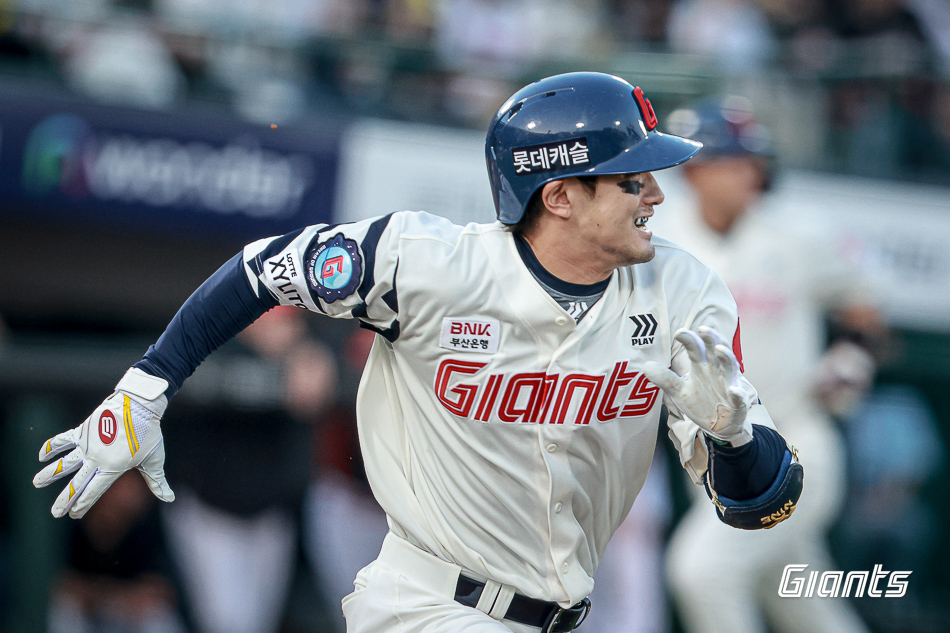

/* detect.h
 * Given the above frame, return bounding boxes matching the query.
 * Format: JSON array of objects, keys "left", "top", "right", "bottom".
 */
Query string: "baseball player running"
[
  {"left": 658, "top": 96, "right": 877, "bottom": 633},
  {"left": 33, "top": 73, "right": 803, "bottom": 633}
]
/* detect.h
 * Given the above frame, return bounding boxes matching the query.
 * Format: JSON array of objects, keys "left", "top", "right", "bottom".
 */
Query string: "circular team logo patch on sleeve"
[
  {"left": 99, "top": 410, "right": 117, "bottom": 445},
  {"left": 304, "top": 233, "right": 363, "bottom": 303}
]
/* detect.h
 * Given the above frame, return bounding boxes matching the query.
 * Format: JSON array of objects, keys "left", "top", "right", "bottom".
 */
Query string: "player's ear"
[{"left": 539, "top": 179, "right": 573, "bottom": 220}]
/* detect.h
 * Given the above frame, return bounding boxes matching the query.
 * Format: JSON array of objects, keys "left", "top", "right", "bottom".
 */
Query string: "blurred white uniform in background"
[
  {"left": 654, "top": 187, "right": 872, "bottom": 633},
  {"left": 644, "top": 96, "right": 876, "bottom": 633},
  {"left": 581, "top": 454, "right": 672, "bottom": 633}
]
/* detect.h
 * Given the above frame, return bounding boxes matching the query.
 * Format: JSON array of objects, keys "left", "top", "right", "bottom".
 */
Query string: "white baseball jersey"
[{"left": 242, "top": 210, "right": 762, "bottom": 606}]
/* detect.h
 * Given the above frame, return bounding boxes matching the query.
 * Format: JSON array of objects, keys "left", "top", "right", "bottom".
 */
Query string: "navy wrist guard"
[{"left": 705, "top": 445, "right": 803, "bottom": 530}]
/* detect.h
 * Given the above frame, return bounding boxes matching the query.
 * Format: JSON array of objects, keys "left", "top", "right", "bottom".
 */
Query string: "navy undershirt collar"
[{"left": 514, "top": 233, "right": 611, "bottom": 296}]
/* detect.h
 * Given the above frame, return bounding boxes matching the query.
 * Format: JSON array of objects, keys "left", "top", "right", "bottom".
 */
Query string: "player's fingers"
[
  {"left": 50, "top": 463, "right": 98, "bottom": 519},
  {"left": 33, "top": 448, "right": 83, "bottom": 489},
  {"left": 68, "top": 470, "right": 120, "bottom": 519},
  {"left": 38, "top": 427, "right": 80, "bottom": 463},
  {"left": 711, "top": 344, "right": 740, "bottom": 380},
  {"left": 697, "top": 326, "right": 724, "bottom": 348},
  {"left": 138, "top": 441, "right": 175, "bottom": 503},
  {"left": 695, "top": 328, "right": 727, "bottom": 374},
  {"left": 673, "top": 329, "right": 706, "bottom": 365},
  {"left": 642, "top": 361, "right": 683, "bottom": 394},
  {"left": 727, "top": 386, "right": 750, "bottom": 413}
]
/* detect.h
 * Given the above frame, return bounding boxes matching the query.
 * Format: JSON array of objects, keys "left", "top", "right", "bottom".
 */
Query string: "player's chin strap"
[{"left": 705, "top": 443, "right": 803, "bottom": 530}]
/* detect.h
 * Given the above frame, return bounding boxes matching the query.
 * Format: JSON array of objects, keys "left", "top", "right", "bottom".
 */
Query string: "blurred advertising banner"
[
  {"left": 772, "top": 171, "right": 950, "bottom": 332},
  {"left": 0, "top": 86, "right": 339, "bottom": 239},
  {"left": 336, "top": 119, "right": 497, "bottom": 227},
  {"left": 655, "top": 168, "right": 950, "bottom": 332}
]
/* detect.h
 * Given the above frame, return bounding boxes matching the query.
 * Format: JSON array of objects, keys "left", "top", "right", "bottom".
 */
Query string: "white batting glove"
[
  {"left": 33, "top": 367, "right": 175, "bottom": 518},
  {"left": 643, "top": 326, "right": 756, "bottom": 447}
]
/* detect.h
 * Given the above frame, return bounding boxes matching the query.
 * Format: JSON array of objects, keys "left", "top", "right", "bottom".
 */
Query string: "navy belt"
[{"left": 454, "top": 575, "right": 591, "bottom": 632}]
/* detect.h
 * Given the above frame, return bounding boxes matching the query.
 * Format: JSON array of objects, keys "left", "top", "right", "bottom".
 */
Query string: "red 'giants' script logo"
[
  {"left": 434, "top": 359, "right": 660, "bottom": 425},
  {"left": 99, "top": 411, "right": 117, "bottom": 445}
]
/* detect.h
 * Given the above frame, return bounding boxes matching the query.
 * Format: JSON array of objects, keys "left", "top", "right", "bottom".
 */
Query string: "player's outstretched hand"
[
  {"left": 33, "top": 368, "right": 175, "bottom": 518},
  {"left": 643, "top": 326, "right": 756, "bottom": 446}
]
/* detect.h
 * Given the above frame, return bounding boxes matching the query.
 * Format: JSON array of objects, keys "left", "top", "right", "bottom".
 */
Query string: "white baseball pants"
[
  {"left": 162, "top": 491, "right": 296, "bottom": 633},
  {"left": 343, "top": 532, "right": 543, "bottom": 633}
]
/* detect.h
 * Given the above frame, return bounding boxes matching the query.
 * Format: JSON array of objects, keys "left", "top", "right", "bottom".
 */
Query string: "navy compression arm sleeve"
[
  {"left": 706, "top": 425, "right": 786, "bottom": 501},
  {"left": 134, "top": 252, "right": 278, "bottom": 397}
]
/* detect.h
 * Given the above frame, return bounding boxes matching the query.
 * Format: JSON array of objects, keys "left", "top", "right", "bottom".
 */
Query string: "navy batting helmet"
[
  {"left": 486, "top": 72, "right": 703, "bottom": 225},
  {"left": 666, "top": 95, "right": 774, "bottom": 190},
  {"left": 665, "top": 96, "right": 772, "bottom": 161}
]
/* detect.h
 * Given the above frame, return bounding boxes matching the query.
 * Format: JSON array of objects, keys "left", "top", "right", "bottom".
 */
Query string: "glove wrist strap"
[
  {"left": 116, "top": 367, "right": 169, "bottom": 402},
  {"left": 704, "top": 424, "right": 752, "bottom": 447}
]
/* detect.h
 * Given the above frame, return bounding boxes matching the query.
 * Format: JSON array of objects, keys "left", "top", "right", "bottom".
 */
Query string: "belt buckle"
[{"left": 542, "top": 597, "right": 591, "bottom": 633}]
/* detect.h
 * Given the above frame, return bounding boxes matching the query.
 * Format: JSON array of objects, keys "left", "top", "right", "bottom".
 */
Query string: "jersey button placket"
[{"left": 541, "top": 426, "right": 577, "bottom": 593}]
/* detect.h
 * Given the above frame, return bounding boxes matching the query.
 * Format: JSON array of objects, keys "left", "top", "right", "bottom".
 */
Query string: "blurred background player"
[
  {"left": 653, "top": 96, "right": 884, "bottom": 633},
  {"left": 47, "top": 471, "right": 185, "bottom": 633},
  {"left": 581, "top": 453, "right": 672, "bottom": 633},
  {"left": 160, "top": 306, "right": 337, "bottom": 633},
  {"left": 303, "top": 326, "right": 390, "bottom": 633}
]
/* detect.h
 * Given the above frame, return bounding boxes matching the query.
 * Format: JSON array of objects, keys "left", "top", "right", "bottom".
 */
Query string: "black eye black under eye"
[{"left": 618, "top": 180, "right": 642, "bottom": 195}]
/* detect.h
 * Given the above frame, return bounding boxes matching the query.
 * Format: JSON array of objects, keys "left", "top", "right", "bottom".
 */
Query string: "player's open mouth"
[{"left": 635, "top": 216, "right": 650, "bottom": 231}]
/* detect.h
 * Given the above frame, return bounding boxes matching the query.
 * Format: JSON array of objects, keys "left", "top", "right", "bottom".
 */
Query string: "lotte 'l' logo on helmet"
[{"left": 633, "top": 87, "right": 658, "bottom": 130}]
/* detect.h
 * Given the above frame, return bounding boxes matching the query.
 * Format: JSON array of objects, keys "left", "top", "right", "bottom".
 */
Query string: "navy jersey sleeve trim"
[
  {"left": 351, "top": 301, "right": 401, "bottom": 342},
  {"left": 134, "top": 252, "right": 278, "bottom": 397},
  {"left": 357, "top": 213, "right": 396, "bottom": 301},
  {"left": 358, "top": 318, "right": 401, "bottom": 343},
  {"left": 381, "top": 259, "right": 399, "bottom": 315},
  {"left": 706, "top": 424, "right": 786, "bottom": 501},
  {"left": 347, "top": 214, "right": 399, "bottom": 341},
  {"left": 246, "top": 227, "right": 307, "bottom": 278},
  {"left": 382, "top": 286, "right": 399, "bottom": 313}
]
